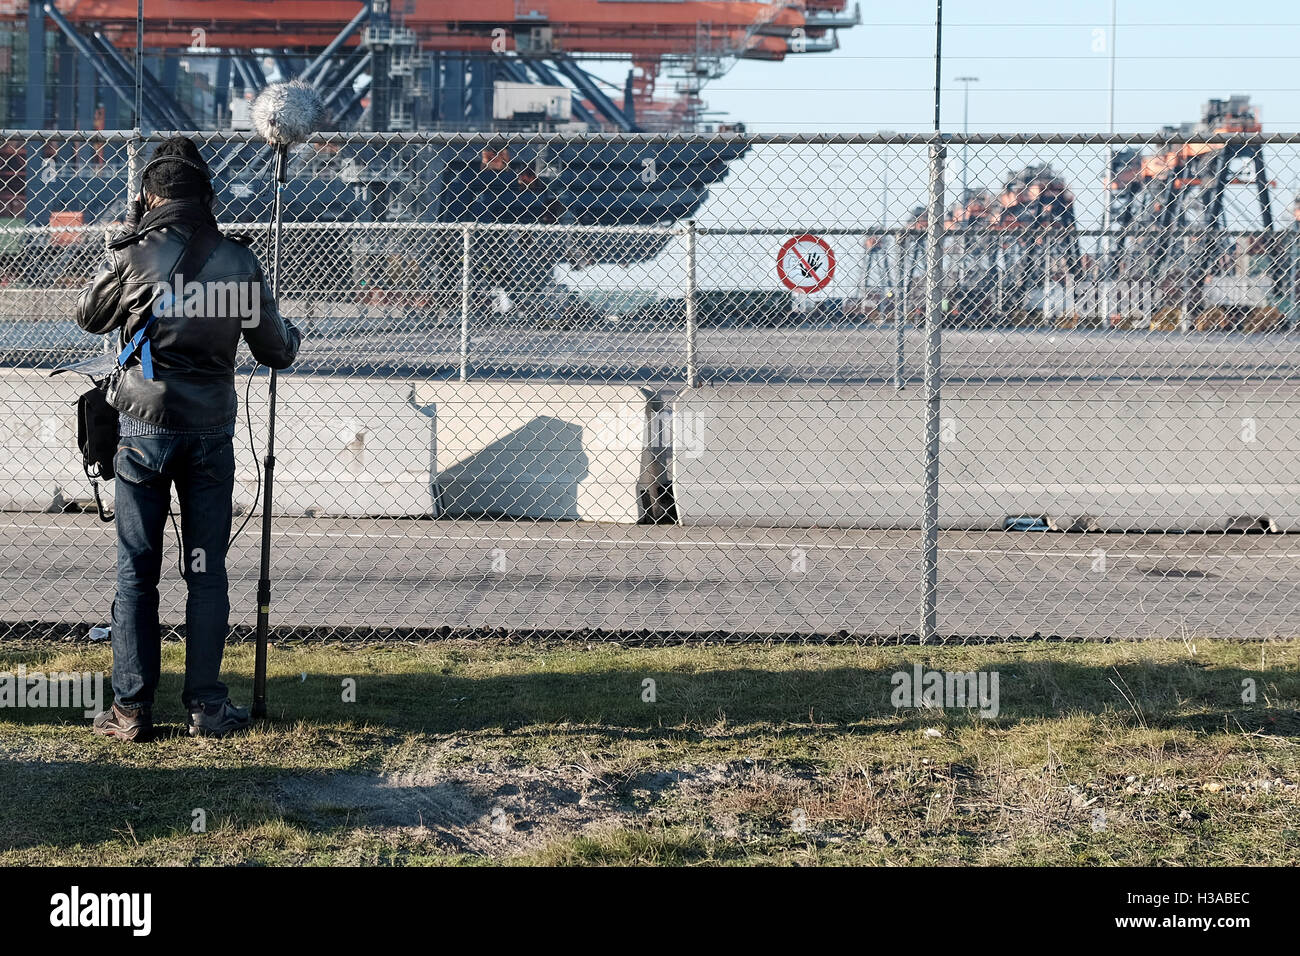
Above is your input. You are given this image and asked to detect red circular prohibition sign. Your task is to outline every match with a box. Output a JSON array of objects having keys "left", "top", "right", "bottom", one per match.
[{"left": 776, "top": 234, "right": 836, "bottom": 293}]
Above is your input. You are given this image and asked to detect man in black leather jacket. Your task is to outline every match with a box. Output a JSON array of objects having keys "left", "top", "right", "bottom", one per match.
[{"left": 76, "top": 137, "right": 301, "bottom": 741}]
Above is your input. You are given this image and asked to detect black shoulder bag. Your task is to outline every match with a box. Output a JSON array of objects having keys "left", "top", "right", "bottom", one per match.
[{"left": 74, "top": 225, "right": 224, "bottom": 521}]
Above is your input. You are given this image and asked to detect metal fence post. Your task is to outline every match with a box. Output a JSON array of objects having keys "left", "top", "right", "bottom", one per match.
[
  {"left": 1099, "top": 235, "right": 1111, "bottom": 328},
  {"left": 995, "top": 239, "right": 1005, "bottom": 316},
  {"left": 1289, "top": 229, "right": 1299, "bottom": 331},
  {"left": 685, "top": 219, "right": 699, "bottom": 387},
  {"left": 894, "top": 231, "right": 906, "bottom": 390},
  {"left": 920, "top": 142, "right": 946, "bottom": 644},
  {"left": 114, "top": 133, "right": 144, "bottom": 356},
  {"left": 1042, "top": 235, "right": 1051, "bottom": 325},
  {"left": 126, "top": 133, "right": 141, "bottom": 206},
  {"left": 459, "top": 224, "right": 471, "bottom": 382}
]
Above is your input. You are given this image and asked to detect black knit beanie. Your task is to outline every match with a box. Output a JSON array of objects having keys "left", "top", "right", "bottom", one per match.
[{"left": 142, "top": 137, "right": 212, "bottom": 201}]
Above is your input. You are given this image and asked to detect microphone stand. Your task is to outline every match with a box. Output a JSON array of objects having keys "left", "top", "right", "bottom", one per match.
[{"left": 252, "top": 143, "right": 287, "bottom": 719}]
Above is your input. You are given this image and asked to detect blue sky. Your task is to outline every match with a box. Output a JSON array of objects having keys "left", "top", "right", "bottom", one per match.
[
  {"left": 689, "top": 0, "right": 1300, "bottom": 133},
  {"left": 569, "top": 3, "right": 1300, "bottom": 295}
]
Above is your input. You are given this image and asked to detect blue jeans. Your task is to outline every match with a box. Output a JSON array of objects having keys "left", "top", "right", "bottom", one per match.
[{"left": 111, "top": 432, "right": 235, "bottom": 710}]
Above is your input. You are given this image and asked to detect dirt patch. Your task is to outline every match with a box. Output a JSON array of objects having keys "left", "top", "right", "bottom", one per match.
[
  {"left": 274, "top": 756, "right": 823, "bottom": 857},
  {"left": 276, "top": 760, "right": 632, "bottom": 856}
]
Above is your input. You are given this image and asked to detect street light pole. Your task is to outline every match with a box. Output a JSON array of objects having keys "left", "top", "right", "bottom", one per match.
[
  {"left": 953, "top": 77, "right": 977, "bottom": 308},
  {"left": 879, "top": 130, "right": 894, "bottom": 226},
  {"left": 921, "top": 0, "right": 945, "bottom": 643},
  {"left": 878, "top": 129, "right": 904, "bottom": 389},
  {"left": 954, "top": 76, "right": 978, "bottom": 201},
  {"left": 1101, "top": 0, "right": 1118, "bottom": 326},
  {"left": 1107, "top": 0, "right": 1117, "bottom": 134}
]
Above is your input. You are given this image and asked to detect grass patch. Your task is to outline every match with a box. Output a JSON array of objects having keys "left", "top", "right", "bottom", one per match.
[{"left": 0, "top": 638, "right": 1297, "bottom": 865}]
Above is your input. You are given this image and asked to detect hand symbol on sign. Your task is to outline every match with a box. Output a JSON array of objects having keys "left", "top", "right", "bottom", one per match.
[{"left": 777, "top": 235, "right": 836, "bottom": 293}]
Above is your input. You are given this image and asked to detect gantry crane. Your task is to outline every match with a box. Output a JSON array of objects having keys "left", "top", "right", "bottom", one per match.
[
  {"left": 2, "top": 1, "right": 860, "bottom": 133},
  {"left": 1106, "top": 96, "right": 1280, "bottom": 318}
]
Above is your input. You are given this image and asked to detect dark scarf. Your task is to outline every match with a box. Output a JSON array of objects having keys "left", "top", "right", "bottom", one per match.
[
  {"left": 107, "top": 197, "right": 219, "bottom": 252},
  {"left": 137, "top": 198, "right": 218, "bottom": 235}
]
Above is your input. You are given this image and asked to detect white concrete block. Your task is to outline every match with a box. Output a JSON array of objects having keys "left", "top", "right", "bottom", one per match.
[
  {"left": 0, "top": 370, "right": 434, "bottom": 518},
  {"left": 673, "top": 383, "right": 1300, "bottom": 531},
  {"left": 412, "top": 380, "right": 651, "bottom": 522},
  {"left": 0, "top": 369, "right": 90, "bottom": 512},
  {"left": 247, "top": 375, "right": 434, "bottom": 517}
]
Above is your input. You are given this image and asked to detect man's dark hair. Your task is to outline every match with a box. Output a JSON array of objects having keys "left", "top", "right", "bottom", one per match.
[{"left": 142, "top": 136, "right": 213, "bottom": 203}]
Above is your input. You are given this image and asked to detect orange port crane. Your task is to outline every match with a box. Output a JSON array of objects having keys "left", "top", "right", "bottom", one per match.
[
  {"left": 3, "top": 1, "right": 859, "bottom": 132},
  {"left": 1, "top": 1, "right": 853, "bottom": 58},
  {"left": 1107, "top": 96, "right": 1279, "bottom": 291}
]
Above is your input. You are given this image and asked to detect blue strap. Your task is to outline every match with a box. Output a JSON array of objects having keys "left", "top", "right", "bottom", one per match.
[
  {"left": 117, "top": 310, "right": 163, "bottom": 378},
  {"left": 116, "top": 226, "right": 222, "bottom": 381}
]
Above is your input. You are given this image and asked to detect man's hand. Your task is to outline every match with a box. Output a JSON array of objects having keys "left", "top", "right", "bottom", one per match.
[{"left": 123, "top": 192, "right": 144, "bottom": 231}]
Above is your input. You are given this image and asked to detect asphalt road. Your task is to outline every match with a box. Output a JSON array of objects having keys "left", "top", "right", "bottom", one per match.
[
  {"left": 8, "top": 322, "right": 1300, "bottom": 385},
  {"left": 7, "top": 320, "right": 1299, "bottom": 641},
  {"left": 3, "top": 513, "right": 1296, "bottom": 640}
]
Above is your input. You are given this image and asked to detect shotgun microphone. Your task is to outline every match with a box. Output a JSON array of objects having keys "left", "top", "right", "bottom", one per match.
[
  {"left": 251, "top": 79, "right": 325, "bottom": 151},
  {"left": 248, "top": 78, "right": 323, "bottom": 720}
]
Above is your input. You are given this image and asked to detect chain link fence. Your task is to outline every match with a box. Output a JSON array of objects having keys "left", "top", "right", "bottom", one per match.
[{"left": 3, "top": 128, "right": 1300, "bottom": 642}]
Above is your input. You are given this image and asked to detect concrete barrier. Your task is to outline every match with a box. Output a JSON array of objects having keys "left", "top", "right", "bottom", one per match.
[
  {"left": 1, "top": 372, "right": 652, "bottom": 522},
  {"left": 243, "top": 376, "right": 432, "bottom": 517},
  {"left": 672, "top": 383, "right": 1300, "bottom": 531},
  {"left": 0, "top": 288, "right": 79, "bottom": 322},
  {"left": 0, "top": 370, "right": 432, "bottom": 517},
  {"left": 412, "top": 380, "right": 652, "bottom": 522},
  {"left": 0, "top": 369, "right": 92, "bottom": 512},
  {"left": 16, "top": 369, "right": 1292, "bottom": 531}
]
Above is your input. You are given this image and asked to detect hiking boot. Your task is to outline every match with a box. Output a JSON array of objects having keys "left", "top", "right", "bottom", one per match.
[
  {"left": 187, "top": 698, "right": 251, "bottom": 738},
  {"left": 92, "top": 702, "right": 153, "bottom": 742}
]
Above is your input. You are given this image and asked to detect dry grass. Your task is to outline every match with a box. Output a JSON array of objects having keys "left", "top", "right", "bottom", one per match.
[{"left": 0, "top": 638, "right": 1297, "bottom": 865}]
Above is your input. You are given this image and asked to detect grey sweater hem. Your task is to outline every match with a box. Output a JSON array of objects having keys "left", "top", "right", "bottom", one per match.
[{"left": 118, "top": 413, "right": 236, "bottom": 438}]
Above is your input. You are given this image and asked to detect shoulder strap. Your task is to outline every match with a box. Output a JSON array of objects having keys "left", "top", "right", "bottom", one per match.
[{"left": 118, "top": 225, "right": 225, "bottom": 379}]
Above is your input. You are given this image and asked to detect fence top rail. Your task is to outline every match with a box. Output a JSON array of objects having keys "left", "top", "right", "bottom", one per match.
[
  {"left": 0, "top": 220, "right": 680, "bottom": 237},
  {"left": 0, "top": 222, "right": 1284, "bottom": 239},
  {"left": 694, "top": 226, "right": 1291, "bottom": 238},
  {"left": 8, "top": 129, "right": 1300, "bottom": 147}
]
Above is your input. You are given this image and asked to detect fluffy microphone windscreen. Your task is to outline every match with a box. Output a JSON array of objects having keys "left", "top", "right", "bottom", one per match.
[{"left": 251, "top": 79, "right": 325, "bottom": 147}]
